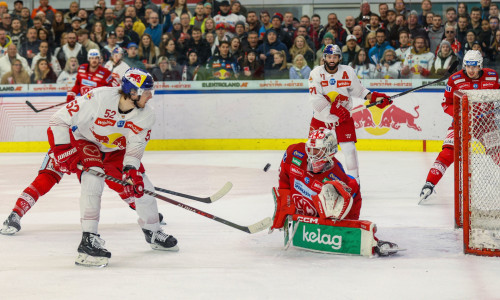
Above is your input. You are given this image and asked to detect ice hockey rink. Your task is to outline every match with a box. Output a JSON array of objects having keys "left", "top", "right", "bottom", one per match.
[{"left": 1, "top": 150, "right": 500, "bottom": 300}]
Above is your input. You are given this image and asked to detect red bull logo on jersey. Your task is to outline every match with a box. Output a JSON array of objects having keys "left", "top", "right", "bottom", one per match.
[{"left": 90, "top": 129, "right": 127, "bottom": 150}]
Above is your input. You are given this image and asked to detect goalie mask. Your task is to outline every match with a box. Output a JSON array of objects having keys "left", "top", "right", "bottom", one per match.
[{"left": 306, "top": 129, "right": 338, "bottom": 173}]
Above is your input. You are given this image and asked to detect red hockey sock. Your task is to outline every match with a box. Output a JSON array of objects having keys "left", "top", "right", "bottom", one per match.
[
  {"left": 13, "top": 172, "right": 59, "bottom": 217},
  {"left": 426, "top": 147, "right": 454, "bottom": 186}
]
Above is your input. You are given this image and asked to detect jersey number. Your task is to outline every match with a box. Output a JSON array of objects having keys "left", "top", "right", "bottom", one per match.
[
  {"left": 104, "top": 109, "right": 116, "bottom": 118},
  {"left": 309, "top": 87, "right": 317, "bottom": 94},
  {"left": 66, "top": 101, "right": 79, "bottom": 117}
]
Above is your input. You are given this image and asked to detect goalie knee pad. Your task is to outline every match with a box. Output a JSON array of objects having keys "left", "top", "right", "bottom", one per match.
[{"left": 269, "top": 187, "right": 295, "bottom": 232}]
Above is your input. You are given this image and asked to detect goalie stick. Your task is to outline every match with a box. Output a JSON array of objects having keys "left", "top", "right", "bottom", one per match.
[
  {"left": 26, "top": 100, "right": 66, "bottom": 113},
  {"left": 351, "top": 60, "right": 459, "bottom": 114},
  {"left": 154, "top": 181, "right": 233, "bottom": 203},
  {"left": 78, "top": 165, "right": 271, "bottom": 234}
]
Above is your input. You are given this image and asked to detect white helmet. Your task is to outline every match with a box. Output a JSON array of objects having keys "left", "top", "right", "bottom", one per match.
[
  {"left": 306, "top": 129, "right": 338, "bottom": 173},
  {"left": 88, "top": 49, "right": 101, "bottom": 60},
  {"left": 463, "top": 50, "right": 483, "bottom": 69}
]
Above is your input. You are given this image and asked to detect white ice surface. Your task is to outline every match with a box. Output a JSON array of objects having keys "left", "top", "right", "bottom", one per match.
[{"left": 1, "top": 150, "right": 500, "bottom": 300}]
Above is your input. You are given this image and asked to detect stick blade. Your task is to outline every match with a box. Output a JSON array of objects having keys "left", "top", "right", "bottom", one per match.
[
  {"left": 247, "top": 217, "right": 272, "bottom": 234},
  {"left": 25, "top": 100, "right": 40, "bottom": 113},
  {"left": 209, "top": 181, "right": 233, "bottom": 202}
]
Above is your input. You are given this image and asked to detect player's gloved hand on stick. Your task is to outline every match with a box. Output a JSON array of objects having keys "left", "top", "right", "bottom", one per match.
[
  {"left": 330, "top": 101, "right": 350, "bottom": 124},
  {"left": 52, "top": 144, "right": 80, "bottom": 174},
  {"left": 370, "top": 91, "right": 392, "bottom": 109},
  {"left": 123, "top": 166, "right": 144, "bottom": 198},
  {"left": 66, "top": 91, "right": 76, "bottom": 102}
]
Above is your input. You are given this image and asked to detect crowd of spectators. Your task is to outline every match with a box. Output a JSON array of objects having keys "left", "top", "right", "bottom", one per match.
[{"left": 0, "top": 0, "right": 498, "bottom": 84}]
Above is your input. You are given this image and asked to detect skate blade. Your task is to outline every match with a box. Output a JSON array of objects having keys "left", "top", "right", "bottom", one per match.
[
  {"left": 0, "top": 226, "right": 19, "bottom": 235},
  {"left": 150, "top": 244, "right": 179, "bottom": 252},
  {"left": 75, "top": 253, "right": 109, "bottom": 268},
  {"left": 418, "top": 192, "right": 431, "bottom": 205}
]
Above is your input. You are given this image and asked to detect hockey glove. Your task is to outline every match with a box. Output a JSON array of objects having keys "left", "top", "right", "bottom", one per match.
[
  {"left": 52, "top": 144, "right": 80, "bottom": 174},
  {"left": 66, "top": 91, "right": 76, "bottom": 102},
  {"left": 123, "top": 166, "right": 145, "bottom": 198},
  {"left": 330, "top": 101, "right": 350, "bottom": 124},
  {"left": 370, "top": 91, "right": 392, "bottom": 109}
]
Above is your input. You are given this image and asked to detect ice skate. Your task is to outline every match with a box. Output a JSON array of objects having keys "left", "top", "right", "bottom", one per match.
[
  {"left": 0, "top": 212, "right": 21, "bottom": 235},
  {"left": 419, "top": 182, "right": 435, "bottom": 205},
  {"left": 142, "top": 228, "right": 178, "bottom": 251},
  {"left": 75, "top": 232, "right": 111, "bottom": 268},
  {"left": 375, "top": 240, "right": 403, "bottom": 256}
]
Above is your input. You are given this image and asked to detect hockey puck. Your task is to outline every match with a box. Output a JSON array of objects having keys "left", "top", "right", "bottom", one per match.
[{"left": 264, "top": 163, "right": 271, "bottom": 172}]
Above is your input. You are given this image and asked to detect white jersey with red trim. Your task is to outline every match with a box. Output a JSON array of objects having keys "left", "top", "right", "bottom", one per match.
[
  {"left": 308, "top": 64, "right": 371, "bottom": 124},
  {"left": 49, "top": 86, "right": 154, "bottom": 169}
]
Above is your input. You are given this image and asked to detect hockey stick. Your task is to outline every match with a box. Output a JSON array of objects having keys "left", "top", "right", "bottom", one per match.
[
  {"left": 78, "top": 165, "right": 271, "bottom": 234},
  {"left": 26, "top": 100, "right": 66, "bottom": 113},
  {"left": 154, "top": 181, "right": 233, "bottom": 203},
  {"left": 351, "top": 60, "right": 459, "bottom": 114}
]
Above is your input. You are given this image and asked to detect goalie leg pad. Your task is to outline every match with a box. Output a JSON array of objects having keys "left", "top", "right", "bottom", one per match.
[{"left": 269, "top": 187, "right": 295, "bottom": 232}]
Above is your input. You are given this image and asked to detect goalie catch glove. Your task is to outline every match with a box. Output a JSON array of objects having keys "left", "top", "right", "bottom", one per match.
[
  {"left": 370, "top": 91, "right": 392, "bottom": 109},
  {"left": 312, "top": 180, "right": 353, "bottom": 220}
]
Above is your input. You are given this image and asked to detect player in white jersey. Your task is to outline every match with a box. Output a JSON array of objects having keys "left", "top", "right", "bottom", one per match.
[
  {"left": 49, "top": 68, "right": 178, "bottom": 267},
  {"left": 104, "top": 47, "right": 130, "bottom": 85},
  {"left": 309, "top": 44, "right": 392, "bottom": 182}
]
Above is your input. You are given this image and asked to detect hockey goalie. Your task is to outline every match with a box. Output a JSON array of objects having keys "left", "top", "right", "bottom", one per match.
[{"left": 269, "top": 129, "right": 401, "bottom": 257}]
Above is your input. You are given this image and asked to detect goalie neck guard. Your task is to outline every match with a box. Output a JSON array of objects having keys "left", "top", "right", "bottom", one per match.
[{"left": 306, "top": 129, "right": 338, "bottom": 173}]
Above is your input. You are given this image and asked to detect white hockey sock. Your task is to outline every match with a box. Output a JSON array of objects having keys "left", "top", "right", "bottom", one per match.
[
  {"left": 339, "top": 142, "right": 359, "bottom": 182},
  {"left": 80, "top": 167, "right": 105, "bottom": 234},
  {"left": 135, "top": 174, "right": 161, "bottom": 232}
]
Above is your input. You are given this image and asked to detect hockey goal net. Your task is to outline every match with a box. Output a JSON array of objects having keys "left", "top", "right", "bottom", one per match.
[{"left": 454, "top": 89, "right": 500, "bottom": 256}]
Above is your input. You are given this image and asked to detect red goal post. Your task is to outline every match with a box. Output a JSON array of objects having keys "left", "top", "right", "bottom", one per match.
[{"left": 454, "top": 89, "right": 500, "bottom": 256}]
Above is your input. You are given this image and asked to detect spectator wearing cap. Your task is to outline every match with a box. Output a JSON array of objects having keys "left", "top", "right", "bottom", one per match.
[
  {"left": 12, "top": 1, "right": 24, "bottom": 19},
  {"left": 203, "top": 2, "right": 212, "bottom": 18},
  {"left": 368, "top": 28, "right": 394, "bottom": 64},
  {"left": 31, "top": 0, "right": 57, "bottom": 23},
  {"left": 104, "top": 47, "right": 130, "bottom": 81},
  {"left": 342, "top": 34, "right": 361, "bottom": 65},
  {"left": 144, "top": 11, "right": 169, "bottom": 47},
  {"left": 231, "top": 1, "right": 246, "bottom": 23},
  {"left": 103, "top": 8, "right": 118, "bottom": 33},
  {"left": 246, "top": 11, "right": 261, "bottom": 33},
  {"left": 407, "top": 10, "right": 427, "bottom": 42},
  {"left": 401, "top": 35, "right": 434, "bottom": 79},
  {"left": 64, "top": 2, "right": 79, "bottom": 24},
  {"left": 215, "top": 22, "right": 234, "bottom": 45},
  {"left": 318, "top": 13, "right": 347, "bottom": 45},
  {"left": 213, "top": 0, "right": 239, "bottom": 33},
  {"left": 123, "top": 42, "right": 146, "bottom": 69},
  {"left": 258, "top": 11, "right": 272, "bottom": 39},
  {"left": 430, "top": 39, "right": 458, "bottom": 78},
  {"left": 101, "top": 31, "right": 119, "bottom": 62},
  {"left": 185, "top": 27, "right": 210, "bottom": 64},
  {"left": 256, "top": 28, "right": 290, "bottom": 69},
  {"left": 355, "top": 1, "right": 372, "bottom": 24},
  {"left": 70, "top": 16, "right": 82, "bottom": 33},
  {"left": 55, "top": 31, "right": 87, "bottom": 67},
  {"left": 271, "top": 14, "right": 292, "bottom": 48},
  {"left": 0, "top": 44, "right": 31, "bottom": 79},
  {"left": 88, "top": 4, "right": 105, "bottom": 29},
  {"left": 190, "top": 2, "right": 207, "bottom": 33},
  {"left": 20, "top": 28, "right": 41, "bottom": 65},
  {"left": 77, "top": 29, "right": 99, "bottom": 53},
  {"left": 151, "top": 56, "right": 181, "bottom": 81}
]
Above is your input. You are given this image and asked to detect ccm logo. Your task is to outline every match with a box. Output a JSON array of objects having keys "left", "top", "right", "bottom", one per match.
[{"left": 297, "top": 216, "right": 319, "bottom": 224}]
